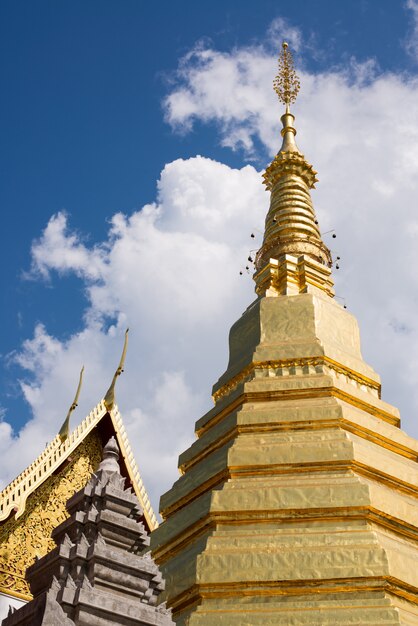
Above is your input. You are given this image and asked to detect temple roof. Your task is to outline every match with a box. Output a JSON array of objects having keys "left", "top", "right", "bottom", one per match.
[
  {"left": 0, "top": 399, "right": 157, "bottom": 603},
  {"left": 0, "top": 400, "right": 157, "bottom": 530},
  {"left": 2, "top": 436, "right": 173, "bottom": 626}
]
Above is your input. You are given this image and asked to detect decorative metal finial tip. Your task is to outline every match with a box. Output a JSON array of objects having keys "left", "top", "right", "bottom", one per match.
[
  {"left": 58, "top": 365, "right": 85, "bottom": 442},
  {"left": 273, "top": 41, "right": 300, "bottom": 110},
  {"left": 103, "top": 329, "right": 130, "bottom": 411}
]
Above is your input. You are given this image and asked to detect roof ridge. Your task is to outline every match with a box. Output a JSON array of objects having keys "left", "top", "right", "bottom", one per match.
[
  {"left": 0, "top": 400, "right": 107, "bottom": 522},
  {"left": 110, "top": 404, "right": 158, "bottom": 529},
  {"left": 0, "top": 400, "right": 157, "bottom": 530}
]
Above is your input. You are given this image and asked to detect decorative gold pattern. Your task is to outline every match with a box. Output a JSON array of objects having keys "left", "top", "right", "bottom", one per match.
[
  {"left": 257, "top": 146, "right": 332, "bottom": 277},
  {"left": 273, "top": 42, "right": 300, "bottom": 109},
  {"left": 200, "top": 386, "right": 399, "bottom": 444},
  {"left": 212, "top": 356, "right": 381, "bottom": 403},
  {"left": 253, "top": 254, "right": 334, "bottom": 297},
  {"left": 0, "top": 401, "right": 106, "bottom": 523},
  {"left": 255, "top": 42, "right": 333, "bottom": 296},
  {"left": 163, "top": 454, "right": 418, "bottom": 523},
  {"left": 0, "top": 431, "right": 102, "bottom": 600},
  {"left": 155, "top": 503, "right": 418, "bottom": 568},
  {"left": 262, "top": 151, "right": 317, "bottom": 191},
  {"left": 182, "top": 418, "right": 417, "bottom": 479},
  {"left": 0, "top": 399, "right": 157, "bottom": 531},
  {"left": 168, "top": 576, "right": 418, "bottom": 613}
]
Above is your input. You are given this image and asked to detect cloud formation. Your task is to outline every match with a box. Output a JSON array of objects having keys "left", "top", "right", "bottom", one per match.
[
  {"left": 4, "top": 24, "right": 418, "bottom": 516},
  {"left": 405, "top": 0, "right": 418, "bottom": 61},
  {"left": 3, "top": 157, "right": 266, "bottom": 506},
  {"left": 163, "top": 34, "right": 418, "bottom": 428},
  {"left": 29, "top": 213, "right": 106, "bottom": 281}
]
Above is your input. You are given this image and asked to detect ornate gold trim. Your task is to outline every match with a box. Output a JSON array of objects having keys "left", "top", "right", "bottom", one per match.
[
  {"left": 0, "top": 586, "right": 31, "bottom": 602},
  {"left": 0, "top": 403, "right": 158, "bottom": 601},
  {"left": 0, "top": 400, "right": 157, "bottom": 531},
  {"left": 164, "top": 454, "right": 418, "bottom": 522},
  {"left": 168, "top": 575, "right": 418, "bottom": 615},
  {"left": 183, "top": 412, "right": 415, "bottom": 476},
  {"left": 273, "top": 42, "right": 300, "bottom": 109},
  {"left": 0, "top": 401, "right": 107, "bottom": 522},
  {"left": 202, "top": 385, "right": 397, "bottom": 440},
  {"left": 0, "top": 431, "right": 102, "bottom": 600},
  {"left": 212, "top": 356, "right": 381, "bottom": 404},
  {"left": 263, "top": 151, "right": 318, "bottom": 190},
  {"left": 160, "top": 469, "right": 229, "bottom": 520},
  {"left": 155, "top": 505, "right": 418, "bottom": 566}
]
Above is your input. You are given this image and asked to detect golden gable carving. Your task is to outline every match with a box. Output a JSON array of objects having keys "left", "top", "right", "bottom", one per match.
[{"left": 0, "top": 430, "right": 102, "bottom": 600}]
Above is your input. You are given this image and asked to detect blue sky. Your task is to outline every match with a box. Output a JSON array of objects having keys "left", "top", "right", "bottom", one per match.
[{"left": 2, "top": 0, "right": 418, "bottom": 510}]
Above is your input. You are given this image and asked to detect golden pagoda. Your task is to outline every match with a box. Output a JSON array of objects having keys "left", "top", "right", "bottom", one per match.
[
  {"left": 0, "top": 331, "right": 157, "bottom": 617},
  {"left": 151, "top": 44, "right": 418, "bottom": 624}
]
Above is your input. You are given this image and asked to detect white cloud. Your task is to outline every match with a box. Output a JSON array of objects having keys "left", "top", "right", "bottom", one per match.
[
  {"left": 1, "top": 157, "right": 266, "bottom": 510},
  {"left": 267, "top": 18, "right": 303, "bottom": 53},
  {"left": 164, "top": 37, "right": 387, "bottom": 159},
  {"left": 164, "top": 44, "right": 275, "bottom": 155},
  {"left": 29, "top": 212, "right": 106, "bottom": 281},
  {"left": 4, "top": 25, "right": 418, "bottom": 518},
  {"left": 405, "top": 0, "right": 418, "bottom": 61}
]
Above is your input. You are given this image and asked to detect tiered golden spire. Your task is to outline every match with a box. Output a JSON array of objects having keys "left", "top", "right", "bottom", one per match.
[{"left": 254, "top": 42, "right": 333, "bottom": 297}]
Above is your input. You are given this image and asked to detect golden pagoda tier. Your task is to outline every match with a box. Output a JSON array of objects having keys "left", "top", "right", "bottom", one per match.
[{"left": 150, "top": 44, "right": 418, "bottom": 625}]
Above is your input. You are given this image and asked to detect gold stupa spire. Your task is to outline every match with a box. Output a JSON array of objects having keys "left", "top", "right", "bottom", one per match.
[
  {"left": 254, "top": 42, "right": 333, "bottom": 297},
  {"left": 104, "top": 329, "right": 129, "bottom": 411},
  {"left": 58, "top": 366, "right": 84, "bottom": 442}
]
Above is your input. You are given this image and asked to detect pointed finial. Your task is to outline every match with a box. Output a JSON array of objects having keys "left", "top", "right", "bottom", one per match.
[
  {"left": 58, "top": 366, "right": 84, "bottom": 442},
  {"left": 98, "top": 436, "right": 120, "bottom": 473},
  {"left": 104, "top": 329, "right": 129, "bottom": 411},
  {"left": 273, "top": 41, "right": 300, "bottom": 113}
]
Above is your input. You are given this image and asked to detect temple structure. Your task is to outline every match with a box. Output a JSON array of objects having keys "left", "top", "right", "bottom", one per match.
[
  {"left": 2, "top": 436, "right": 173, "bottom": 625},
  {"left": 151, "top": 44, "right": 418, "bottom": 624},
  {"left": 2, "top": 42, "right": 418, "bottom": 626},
  {"left": 0, "top": 332, "right": 157, "bottom": 619}
]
